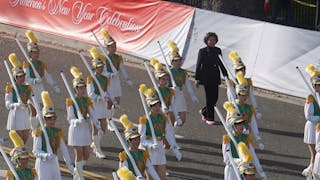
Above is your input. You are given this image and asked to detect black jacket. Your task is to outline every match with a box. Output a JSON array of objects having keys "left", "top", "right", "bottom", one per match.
[{"left": 195, "top": 46, "right": 228, "bottom": 85}]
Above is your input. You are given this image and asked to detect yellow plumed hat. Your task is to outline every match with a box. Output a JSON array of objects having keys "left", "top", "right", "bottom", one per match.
[
  {"left": 25, "top": 30, "right": 39, "bottom": 52},
  {"left": 168, "top": 40, "right": 182, "bottom": 61},
  {"left": 100, "top": 28, "right": 115, "bottom": 46},
  {"left": 139, "top": 84, "right": 159, "bottom": 106},
  {"left": 9, "top": 130, "right": 30, "bottom": 161},
  {"left": 41, "top": 91, "right": 56, "bottom": 118},
  {"left": 8, "top": 53, "right": 25, "bottom": 77},
  {"left": 237, "top": 142, "right": 255, "bottom": 175},
  {"left": 150, "top": 58, "right": 168, "bottom": 79},
  {"left": 306, "top": 64, "right": 320, "bottom": 85},
  {"left": 119, "top": 114, "right": 140, "bottom": 140},
  {"left": 117, "top": 166, "right": 136, "bottom": 180},
  {"left": 70, "top": 66, "right": 85, "bottom": 88},
  {"left": 229, "top": 51, "right": 245, "bottom": 70},
  {"left": 235, "top": 71, "right": 249, "bottom": 96},
  {"left": 223, "top": 101, "right": 244, "bottom": 125},
  {"left": 89, "top": 47, "right": 104, "bottom": 68}
]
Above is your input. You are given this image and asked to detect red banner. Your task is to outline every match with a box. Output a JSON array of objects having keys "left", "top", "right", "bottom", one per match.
[{"left": 0, "top": 0, "right": 194, "bottom": 53}]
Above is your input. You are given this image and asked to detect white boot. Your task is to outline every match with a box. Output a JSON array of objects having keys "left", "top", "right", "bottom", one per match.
[
  {"left": 74, "top": 161, "right": 84, "bottom": 180},
  {"left": 302, "top": 164, "right": 312, "bottom": 177},
  {"left": 92, "top": 135, "right": 106, "bottom": 159},
  {"left": 106, "top": 109, "right": 115, "bottom": 132}
]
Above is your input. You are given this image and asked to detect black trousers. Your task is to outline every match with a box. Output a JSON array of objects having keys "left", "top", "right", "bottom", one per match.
[{"left": 202, "top": 83, "right": 219, "bottom": 120}]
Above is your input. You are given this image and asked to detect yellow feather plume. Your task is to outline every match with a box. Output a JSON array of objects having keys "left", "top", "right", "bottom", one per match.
[
  {"left": 8, "top": 53, "right": 21, "bottom": 68},
  {"left": 168, "top": 40, "right": 179, "bottom": 52},
  {"left": 9, "top": 130, "right": 24, "bottom": 148},
  {"left": 139, "top": 84, "right": 147, "bottom": 93},
  {"left": 89, "top": 47, "right": 100, "bottom": 59},
  {"left": 154, "top": 62, "right": 163, "bottom": 71},
  {"left": 41, "top": 91, "right": 53, "bottom": 109},
  {"left": 306, "top": 64, "right": 315, "bottom": 75},
  {"left": 70, "top": 66, "right": 83, "bottom": 79},
  {"left": 150, "top": 58, "right": 159, "bottom": 67},
  {"left": 117, "top": 166, "right": 136, "bottom": 180},
  {"left": 25, "top": 30, "right": 37, "bottom": 43},
  {"left": 100, "top": 28, "right": 110, "bottom": 39},
  {"left": 223, "top": 101, "right": 237, "bottom": 115},
  {"left": 238, "top": 142, "right": 253, "bottom": 162},
  {"left": 143, "top": 88, "right": 154, "bottom": 98},
  {"left": 229, "top": 51, "right": 240, "bottom": 62},
  {"left": 236, "top": 71, "right": 247, "bottom": 86},
  {"left": 119, "top": 114, "right": 134, "bottom": 131}
]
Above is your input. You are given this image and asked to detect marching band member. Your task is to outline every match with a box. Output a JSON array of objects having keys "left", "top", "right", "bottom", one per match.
[
  {"left": 222, "top": 102, "right": 253, "bottom": 180},
  {"left": 5, "top": 130, "right": 37, "bottom": 180},
  {"left": 100, "top": 29, "right": 133, "bottom": 119},
  {"left": 118, "top": 114, "right": 160, "bottom": 180},
  {"left": 233, "top": 71, "right": 264, "bottom": 150},
  {"left": 313, "top": 123, "right": 320, "bottom": 179},
  {"left": 32, "top": 91, "right": 74, "bottom": 179},
  {"left": 167, "top": 41, "right": 199, "bottom": 126},
  {"left": 237, "top": 142, "right": 256, "bottom": 180},
  {"left": 302, "top": 64, "right": 320, "bottom": 178},
  {"left": 5, "top": 53, "right": 33, "bottom": 144},
  {"left": 138, "top": 85, "right": 182, "bottom": 180},
  {"left": 66, "top": 66, "right": 104, "bottom": 180},
  {"left": 87, "top": 47, "right": 110, "bottom": 158},
  {"left": 23, "top": 30, "right": 60, "bottom": 134},
  {"left": 228, "top": 51, "right": 262, "bottom": 120},
  {"left": 149, "top": 60, "right": 182, "bottom": 127}
]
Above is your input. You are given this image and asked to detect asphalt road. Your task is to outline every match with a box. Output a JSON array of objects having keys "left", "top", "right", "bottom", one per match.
[{"left": 0, "top": 25, "right": 307, "bottom": 180}]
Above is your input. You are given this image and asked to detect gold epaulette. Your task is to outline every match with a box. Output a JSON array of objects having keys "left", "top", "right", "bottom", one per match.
[
  {"left": 250, "top": 104, "right": 256, "bottom": 115},
  {"left": 170, "top": 88, "right": 175, "bottom": 96},
  {"left": 4, "top": 170, "right": 13, "bottom": 178},
  {"left": 247, "top": 78, "right": 253, "bottom": 86},
  {"left": 87, "top": 76, "right": 93, "bottom": 84},
  {"left": 87, "top": 98, "right": 93, "bottom": 108},
  {"left": 31, "top": 168, "right": 37, "bottom": 176},
  {"left": 223, "top": 135, "right": 230, "bottom": 144},
  {"left": 139, "top": 115, "right": 147, "bottom": 124},
  {"left": 66, "top": 98, "right": 73, "bottom": 106},
  {"left": 58, "top": 128, "right": 64, "bottom": 139},
  {"left": 317, "top": 123, "right": 320, "bottom": 132},
  {"left": 34, "top": 128, "right": 42, "bottom": 137},
  {"left": 43, "top": 61, "right": 48, "bottom": 71},
  {"left": 118, "top": 54, "right": 124, "bottom": 63},
  {"left": 142, "top": 149, "right": 150, "bottom": 159},
  {"left": 306, "top": 94, "right": 314, "bottom": 104},
  {"left": 100, "top": 54, "right": 107, "bottom": 62},
  {"left": 247, "top": 135, "right": 253, "bottom": 144},
  {"left": 118, "top": 151, "right": 127, "bottom": 161},
  {"left": 5, "top": 85, "right": 13, "bottom": 93},
  {"left": 162, "top": 114, "right": 168, "bottom": 122},
  {"left": 28, "top": 85, "right": 33, "bottom": 91},
  {"left": 23, "top": 61, "right": 29, "bottom": 68}
]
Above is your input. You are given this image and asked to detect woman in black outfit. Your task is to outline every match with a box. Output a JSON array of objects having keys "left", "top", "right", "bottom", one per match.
[{"left": 195, "top": 32, "right": 228, "bottom": 125}]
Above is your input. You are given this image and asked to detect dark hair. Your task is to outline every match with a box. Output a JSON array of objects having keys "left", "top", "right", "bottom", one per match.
[{"left": 204, "top": 32, "right": 218, "bottom": 45}]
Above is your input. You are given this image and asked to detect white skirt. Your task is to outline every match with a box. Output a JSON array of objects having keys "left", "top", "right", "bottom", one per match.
[
  {"left": 147, "top": 140, "right": 166, "bottom": 165},
  {"left": 68, "top": 120, "right": 91, "bottom": 146},
  {"left": 7, "top": 107, "right": 30, "bottom": 130},
  {"left": 314, "top": 152, "right": 320, "bottom": 177},
  {"left": 35, "top": 156, "right": 61, "bottom": 180},
  {"left": 224, "top": 164, "right": 238, "bottom": 180},
  {"left": 304, "top": 121, "right": 317, "bottom": 144},
  {"left": 93, "top": 101, "right": 107, "bottom": 119},
  {"left": 32, "top": 83, "right": 45, "bottom": 104},
  {"left": 108, "top": 75, "right": 122, "bottom": 98},
  {"left": 174, "top": 89, "right": 187, "bottom": 112}
]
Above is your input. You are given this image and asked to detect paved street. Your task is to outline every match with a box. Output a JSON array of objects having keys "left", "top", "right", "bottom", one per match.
[{"left": 0, "top": 25, "right": 307, "bottom": 180}]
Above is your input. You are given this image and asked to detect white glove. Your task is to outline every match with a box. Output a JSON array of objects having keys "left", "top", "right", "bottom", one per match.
[
  {"left": 0, "top": 138, "right": 4, "bottom": 145},
  {"left": 34, "top": 78, "right": 42, "bottom": 84},
  {"left": 151, "top": 143, "right": 160, "bottom": 150},
  {"left": 258, "top": 141, "right": 265, "bottom": 150},
  {"left": 162, "top": 106, "right": 168, "bottom": 114},
  {"left": 172, "top": 147, "right": 182, "bottom": 161},
  {"left": 110, "top": 72, "right": 118, "bottom": 78},
  {"left": 45, "top": 153, "right": 56, "bottom": 160},
  {"left": 126, "top": 79, "right": 133, "bottom": 86},
  {"left": 96, "top": 96, "right": 103, "bottom": 102},
  {"left": 191, "top": 95, "right": 199, "bottom": 104},
  {"left": 10, "top": 102, "right": 23, "bottom": 109},
  {"left": 73, "top": 119, "right": 84, "bottom": 126},
  {"left": 256, "top": 111, "right": 262, "bottom": 120},
  {"left": 54, "top": 86, "right": 61, "bottom": 94},
  {"left": 66, "top": 162, "right": 75, "bottom": 174}
]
